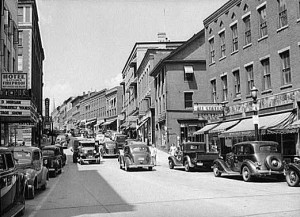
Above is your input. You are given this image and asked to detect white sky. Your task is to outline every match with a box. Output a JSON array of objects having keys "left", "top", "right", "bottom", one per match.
[{"left": 36, "top": 0, "right": 227, "bottom": 109}]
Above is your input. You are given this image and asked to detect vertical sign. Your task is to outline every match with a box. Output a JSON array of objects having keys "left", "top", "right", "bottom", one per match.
[{"left": 45, "top": 98, "right": 49, "bottom": 123}]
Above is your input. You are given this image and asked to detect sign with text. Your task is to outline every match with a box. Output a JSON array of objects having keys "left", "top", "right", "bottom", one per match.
[
  {"left": 194, "top": 103, "right": 224, "bottom": 114},
  {"left": 1, "top": 73, "right": 27, "bottom": 89},
  {"left": 45, "top": 98, "right": 50, "bottom": 122},
  {"left": 0, "top": 89, "right": 31, "bottom": 97},
  {"left": 0, "top": 99, "right": 32, "bottom": 117}
]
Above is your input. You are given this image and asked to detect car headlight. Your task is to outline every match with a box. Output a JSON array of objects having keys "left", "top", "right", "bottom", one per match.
[{"left": 44, "top": 159, "right": 48, "bottom": 165}]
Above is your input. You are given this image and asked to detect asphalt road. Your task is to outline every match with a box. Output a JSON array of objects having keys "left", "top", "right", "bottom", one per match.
[{"left": 23, "top": 147, "right": 300, "bottom": 217}]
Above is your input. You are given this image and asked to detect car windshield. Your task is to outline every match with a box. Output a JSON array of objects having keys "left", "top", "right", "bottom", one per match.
[
  {"left": 81, "top": 143, "right": 95, "bottom": 147},
  {"left": 14, "top": 151, "right": 31, "bottom": 163},
  {"left": 42, "top": 149, "right": 55, "bottom": 156},
  {"left": 131, "top": 146, "right": 149, "bottom": 153},
  {"left": 259, "top": 145, "right": 279, "bottom": 153}
]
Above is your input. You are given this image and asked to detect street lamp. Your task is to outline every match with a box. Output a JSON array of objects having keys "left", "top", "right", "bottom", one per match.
[{"left": 251, "top": 86, "right": 259, "bottom": 141}]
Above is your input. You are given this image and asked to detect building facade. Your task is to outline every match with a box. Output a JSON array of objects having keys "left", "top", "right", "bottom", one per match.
[
  {"left": 150, "top": 30, "right": 209, "bottom": 151},
  {"left": 200, "top": 0, "right": 300, "bottom": 157}
]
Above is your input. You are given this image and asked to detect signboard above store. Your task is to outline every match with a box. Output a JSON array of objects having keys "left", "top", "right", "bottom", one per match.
[
  {"left": 1, "top": 73, "right": 27, "bottom": 89},
  {"left": 194, "top": 103, "right": 224, "bottom": 114}
]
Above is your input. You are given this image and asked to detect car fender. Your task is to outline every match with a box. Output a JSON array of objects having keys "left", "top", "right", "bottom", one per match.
[
  {"left": 241, "top": 160, "right": 256, "bottom": 174},
  {"left": 168, "top": 155, "right": 181, "bottom": 166},
  {"left": 183, "top": 155, "right": 194, "bottom": 167},
  {"left": 42, "top": 167, "right": 49, "bottom": 182},
  {"left": 213, "top": 158, "right": 232, "bottom": 173},
  {"left": 286, "top": 163, "right": 300, "bottom": 175}
]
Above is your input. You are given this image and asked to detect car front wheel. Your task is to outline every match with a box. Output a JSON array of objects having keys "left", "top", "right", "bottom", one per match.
[
  {"left": 184, "top": 161, "right": 191, "bottom": 172},
  {"left": 168, "top": 159, "right": 174, "bottom": 169},
  {"left": 286, "top": 168, "right": 300, "bottom": 187},
  {"left": 213, "top": 163, "right": 221, "bottom": 177},
  {"left": 242, "top": 166, "right": 252, "bottom": 182}
]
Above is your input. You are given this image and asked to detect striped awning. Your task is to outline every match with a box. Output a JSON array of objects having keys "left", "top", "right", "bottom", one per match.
[{"left": 194, "top": 123, "right": 219, "bottom": 135}]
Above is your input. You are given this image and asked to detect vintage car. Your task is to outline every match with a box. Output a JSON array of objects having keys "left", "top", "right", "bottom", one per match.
[
  {"left": 54, "top": 144, "right": 67, "bottom": 166},
  {"left": 168, "top": 142, "right": 219, "bottom": 172},
  {"left": 10, "top": 146, "right": 49, "bottom": 199},
  {"left": 95, "top": 133, "right": 105, "bottom": 145},
  {"left": 114, "top": 134, "right": 127, "bottom": 149},
  {"left": 285, "top": 156, "right": 300, "bottom": 187},
  {"left": 42, "top": 145, "right": 63, "bottom": 177},
  {"left": 0, "top": 147, "right": 26, "bottom": 217},
  {"left": 102, "top": 140, "right": 119, "bottom": 157},
  {"left": 213, "top": 141, "right": 285, "bottom": 182},
  {"left": 77, "top": 139, "right": 101, "bottom": 164},
  {"left": 71, "top": 137, "right": 84, "bottom": 163},
  {"left": 119, "top": 142, "right": 154, "bottom": 171}
]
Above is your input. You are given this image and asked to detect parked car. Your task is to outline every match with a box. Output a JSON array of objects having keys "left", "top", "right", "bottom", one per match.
[
  {"left": 102, "top": 140, "right": 119, "bottom": 157},
  {"left": 213, "top": 141, "right": 284, "bottom": 182},
  {"left": 114, "top": 134, "right": 127, "bottom": 149},
  {"left": 119, "top": 142, "right": 154, "bottom": 171},
  {"left": 71, "top": 137, "right": 86, "bottom": 163},
  {"left": 0, "top": 147, "right": 26, "bottom": 217},
  {"left": 168, "top": 142, "right": 219, "bottom": 172},
  {"left": 54, "top": 144, "right": 67, "bottom": 166},
  {"left": 77, "top": 139, "right": 101, "bottom": 164},
  {"left": 10, "top": 146, "right": 49, "bottom": 199},
  {"left": 124, "top": 138, "right": 139, "bottom": 146},
  {"left": 42, "top": 145, "right": 63, "bottom": 177},
  {"left": 285, "top": 156, "right": 300, "bottom": 187}
]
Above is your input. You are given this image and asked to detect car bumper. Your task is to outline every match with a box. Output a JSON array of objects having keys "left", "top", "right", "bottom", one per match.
[
  {"left": 128, "top": 164, "right": 154, "bottom": 169},
  {"left": 254, "top": 170, "right": 284, "bottom": 176}
]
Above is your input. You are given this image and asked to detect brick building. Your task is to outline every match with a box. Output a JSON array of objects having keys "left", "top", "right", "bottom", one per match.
[{"left": 198, "top": 0, "right": 300, "bottom": 156}]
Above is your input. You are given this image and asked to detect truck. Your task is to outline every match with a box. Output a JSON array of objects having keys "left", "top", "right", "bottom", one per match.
[{"left": 168, "top": 142, "right": 219, "bottom": 172}]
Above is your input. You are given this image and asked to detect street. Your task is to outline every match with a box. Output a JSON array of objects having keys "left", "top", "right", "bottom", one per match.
[{"left": 22, "top": 148, "right": 300, "bottom": 217}]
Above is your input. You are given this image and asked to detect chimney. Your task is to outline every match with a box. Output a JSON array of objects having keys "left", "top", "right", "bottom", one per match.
[{"left": 157, "top": 32, "right": 168, "bottom": 42}]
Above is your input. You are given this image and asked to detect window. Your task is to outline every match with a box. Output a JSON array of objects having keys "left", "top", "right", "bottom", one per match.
[
  {"left": 184, "top": 92, "right": 193, "bottom": 108},
  {"left": 278, "top": 0, "right": 288, "bottom": 28},
  {"left": 25, "top": 6, "right": 31, "bottom": 23},
  {"left": 243, "top": 16, "right": 251, "bottom": 45},
  {"left": 280, "top": 50, "right": 291, "bottom": 85},
  {"left": 219, "top": 31, "right": 226, "bottom": 58},
  {"left": 298, "top": 0, "right": 300, "bottom": 19},
  {"left": 18, "top": 31, "right": 23, "bottom": 46},
  {"left": 231, "top": 24, "right": 238, "bottom": 52},
  {"left": 18, "top": 48, "right": 23, "bottom": 71},
  {"left": 258, "top": 6, "right": 267, "bottom": 38},
  {"left": 246, "top": 65, "right": 254, "bottom": 95},
  {"left": 211, "top": 79, "right": 217, "bottom": 103},
  {"left": 5, "top": 153, "right": 14, "bottom": 169},
  {"left": 209, "top": 38, "right": 215, "bottom": 63},
  {"left": 221, "top": 75, "right": 228, "bottom": 101},
  {"left": 233, "top": 70, "right": 241, "bottom": 98},
  {"left": 261, "top": 58, "right": 271, "bottom": 90},
  {"left": 18, "top": 7, "right": 23, "bottom": 23},
  {"left": 184, "top": 66, "right": 194, "bottom": 82}
]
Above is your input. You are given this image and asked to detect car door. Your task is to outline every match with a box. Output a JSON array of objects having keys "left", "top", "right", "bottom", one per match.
[
  {"left": 33, "top": 150, "right": 42, "bottom": 184},
  {"left": 1, "top": 152, "right": 17, "bottom": 212},
  {"left": 234, "top": 145, "right": 244, "bottom": 171}
]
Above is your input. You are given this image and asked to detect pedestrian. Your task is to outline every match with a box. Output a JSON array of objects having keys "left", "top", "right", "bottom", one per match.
[
  {"left": 169, "top": 143, "right": 177, "bottom": 156},
  {"left": 150, "top": 144, "right": 157, "bottom": 166}
]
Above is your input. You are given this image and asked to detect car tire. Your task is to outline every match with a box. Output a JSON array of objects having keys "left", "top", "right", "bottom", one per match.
[
  {"left": 184, "top": 161, "right": 191, "bottom": 172},
  {"left": 41, "top": 181, "right": 47, "bottom": 190},
  {"left": 213, "top": 163, "right": 221, "bottom": 177},
  {"left": 27, "top": 185, "right": 35, "bottom": 199},
  {"left": 242, "top": 166, "right": 252, "bottom": 182},
  {"left": 169, "top": 159, "right": 174, "bottom": 169},
  {"left": 286, "top": 168, "right": 300, "bottom": 187}
]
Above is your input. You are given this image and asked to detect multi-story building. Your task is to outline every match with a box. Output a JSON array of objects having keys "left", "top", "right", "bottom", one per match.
[
  {"left": 199, "top": 0, "right": 300, "bottom": 157},
  {"left": 136, "top": 49, "right": 174, "bottom": 145},
  {"left": 103, "top": 86, "right": 123, "bottom": 132},
  {"left": 150, "top": 30, "right": 209, "bottom": 150},
  {"left": 120, "top": 35, "right": 183, "bottom": 138}
]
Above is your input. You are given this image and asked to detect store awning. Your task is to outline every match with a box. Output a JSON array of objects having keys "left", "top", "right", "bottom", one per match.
[
  {"left": 266, "top": 112, "right": 297, "bottom": 134},
  {"left": 102, "top": 119, "right": 116, "bottom": 126},
  {"left": 194, "top": 123, "right": 219, "bottom": 135},
  {"left": 85, "top": 119, "right": 97, "bottom": 126},
  {"left": 221, "top": 112, "right": 294, "bottom": 137},
  {"left": 209, "top": 120, "right": 240, "bottom": 134}
]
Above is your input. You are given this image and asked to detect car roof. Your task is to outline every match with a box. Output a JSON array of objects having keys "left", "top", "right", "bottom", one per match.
[
  {"left": 234, "top": 141, "right": 279, "bottom": 146},
  {"left": 10, "top": 146, "right": 40, "bottom": 152}
]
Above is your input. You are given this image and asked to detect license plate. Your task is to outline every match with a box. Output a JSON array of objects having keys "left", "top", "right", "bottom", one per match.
[{"left": 138, "top": 157, "right": 144, "bottom": 161}]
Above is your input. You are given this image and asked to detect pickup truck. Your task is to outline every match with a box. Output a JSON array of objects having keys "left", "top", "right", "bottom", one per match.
[{"left": 168, "top": 142, "right": 219, "bottom": 172}]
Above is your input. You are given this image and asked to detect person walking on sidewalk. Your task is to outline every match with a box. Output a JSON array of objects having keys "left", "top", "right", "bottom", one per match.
[
  {"left": 150, "top": 144, "right": 157, "bottom": 166},
  {"left": 169, "top": 143, "right": 177, "bottom": 156}
]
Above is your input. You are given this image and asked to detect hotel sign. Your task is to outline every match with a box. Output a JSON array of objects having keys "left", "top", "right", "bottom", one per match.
[{"left": 1, "top": 73, "right": 27, "bottom": 89}]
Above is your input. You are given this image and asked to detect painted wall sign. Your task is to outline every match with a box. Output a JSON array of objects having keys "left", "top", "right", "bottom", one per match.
[{"left": 1, "top": 73, "right": 27, "bottom": 89}]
